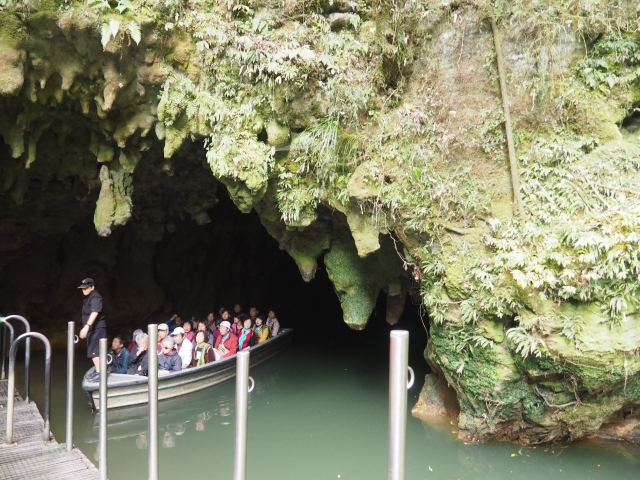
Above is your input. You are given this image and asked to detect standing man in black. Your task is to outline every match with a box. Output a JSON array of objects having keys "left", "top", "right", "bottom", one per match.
[{"left": 78, "top": 278, "right": 107, "bottom": 381}]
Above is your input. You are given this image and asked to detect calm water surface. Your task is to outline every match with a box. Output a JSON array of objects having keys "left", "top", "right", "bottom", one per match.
[{"left": 16, "top": 337, "right": 640, "bottom": 480}]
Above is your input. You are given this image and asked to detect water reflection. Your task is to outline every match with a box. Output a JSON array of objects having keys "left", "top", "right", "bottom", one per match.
[
  {"left": 83, "top": 377, "right": 267, "bottom": 449},
  {"left": 162, "top": 431, "right": 176, "bottom": 449},
  {"left": 19, "top": 346, "right": 640, "bottom": 480},
  {"left": 136, "top": 432, "right": 148, "bottom": 450},
  {"left": 416, "top": 419, "right": 640, "bottom": 480}
]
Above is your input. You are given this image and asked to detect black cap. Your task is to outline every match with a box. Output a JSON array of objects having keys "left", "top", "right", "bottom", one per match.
[{"left": 78, "top": 278, "right": 95, "bottom": 289}]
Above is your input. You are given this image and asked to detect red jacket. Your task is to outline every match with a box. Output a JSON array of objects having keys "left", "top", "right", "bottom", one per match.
[
  {"left": 237, "top": 328, "right": 253, "bottom": 351},
  {"left": 214, "top": 332, "right": 238, "bottom": 358}
]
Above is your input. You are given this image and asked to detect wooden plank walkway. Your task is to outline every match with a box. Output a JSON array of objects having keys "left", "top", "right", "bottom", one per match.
[{"left": 0, "top": 380, "right": 100, "bottom": 479}]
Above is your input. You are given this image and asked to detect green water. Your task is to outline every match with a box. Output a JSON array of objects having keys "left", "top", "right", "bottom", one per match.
[{"left": 16, "top": 340, "right": 640, "bottom": 480}]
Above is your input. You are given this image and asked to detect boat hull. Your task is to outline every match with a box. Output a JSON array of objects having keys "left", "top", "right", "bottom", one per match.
[{"left": 83, "top": 329, "right": 293, "bottom": 410}]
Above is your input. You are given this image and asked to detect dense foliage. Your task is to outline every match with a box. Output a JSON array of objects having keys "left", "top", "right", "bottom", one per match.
[{"left": 3, "top": 0, "right": 640, "bottom": 442}]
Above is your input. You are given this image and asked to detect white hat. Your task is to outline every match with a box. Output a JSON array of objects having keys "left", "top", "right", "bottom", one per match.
[
  {"left": 220, "top": 321, "right": 231, "bottom": 329},
  {"left": 171, "top": 327, "right": 185, "bottom": 335},
  {"left": 158, "top": 324, "right": 169, "bottom": 331}
]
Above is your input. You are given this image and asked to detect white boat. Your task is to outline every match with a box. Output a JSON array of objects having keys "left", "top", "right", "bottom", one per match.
[{"left": 82, "top": 329, "right": 293, "bottom": 411}]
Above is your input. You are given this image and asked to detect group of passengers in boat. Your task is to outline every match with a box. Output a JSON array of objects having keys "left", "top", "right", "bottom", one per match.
[{"left": 106, "top": 305, "right": 281, "bottom": 377}]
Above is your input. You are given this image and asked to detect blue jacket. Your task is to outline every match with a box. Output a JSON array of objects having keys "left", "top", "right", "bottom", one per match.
[
  {"left": 164, "top": 319, "right": 178, "bottom": 334},
  {"left": 108, "top": 347, "right": 130, "bottom": 374},
  {"left": 158, "top": 351, "right": 182, "bottom": 372}
]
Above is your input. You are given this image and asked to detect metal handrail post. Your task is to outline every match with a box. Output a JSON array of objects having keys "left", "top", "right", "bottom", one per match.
[
  {"left": 0, "top": 321, "right": 15, "bottom": 363},
  {"left": 0, "top": 322, "right": 5, "bottom": 380},
  {"left": 0, "top": 322, "right": 15, "bottom": 386},
  {"left": 234, "top": 350, "right": 254, "bottom": 480},
  {"left": 99, "top": 338, "right": 108, "bottom": 480},
  {"left": 388, "top": 330, "right": 410, "bottom": 480},
  {"left": 5, "top": 332, "right": 51, "bottom": 444},
  {"left": 3, "top": 315, "right": 31, "bottom": 402},
  {"left": 66, "top": 322, "right": 75, "bottom": 452},
  {"left": 148, "top": 324, "right": 158, "bottom": 480}
]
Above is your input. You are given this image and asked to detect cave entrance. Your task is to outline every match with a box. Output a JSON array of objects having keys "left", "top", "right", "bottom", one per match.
[
  {"left": 154, "top": 188, "right": 428, "bottom": 364},
  {"left": 0, "top": 143, "right": 427, "bottom": 362}
]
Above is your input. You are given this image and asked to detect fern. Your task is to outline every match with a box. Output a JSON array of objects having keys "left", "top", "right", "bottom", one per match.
[{"left": 506, "top": 326, "right": 546, "bottom": 359}]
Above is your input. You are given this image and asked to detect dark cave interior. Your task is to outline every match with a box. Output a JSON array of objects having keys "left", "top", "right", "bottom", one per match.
[{"left": 0, "top": 142, "right": 428, "bottom": 359}]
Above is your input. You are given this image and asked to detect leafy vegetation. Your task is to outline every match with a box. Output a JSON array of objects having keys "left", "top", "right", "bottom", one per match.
[
  {"left": 4, "top": 0, "right": 640, "bottom": 441},
  {"left": 577, "top": 33, "right": 640, "bottom": 93}
]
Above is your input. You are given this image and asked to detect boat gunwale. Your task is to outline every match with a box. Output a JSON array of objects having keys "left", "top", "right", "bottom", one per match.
[{"left": 83, "top": 329, "right": 293, "bottom": 396}]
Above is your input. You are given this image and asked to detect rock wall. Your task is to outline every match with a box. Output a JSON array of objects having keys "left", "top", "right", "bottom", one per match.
[{"left": 2, "top": 0, "right": 640, "bottom": 444}]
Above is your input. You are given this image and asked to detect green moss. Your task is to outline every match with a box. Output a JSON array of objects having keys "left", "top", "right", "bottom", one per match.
[
  {"left": 266, "top": 120, "right": 290, "bottom": 148},
  {"left": 479, "top": 319, "right": 505, "bottom": 343},
  {"left": 340, "top": 203, "right": 381, "bottom": 257},
  {"left": 324, "top": 233, "right": 379, "bottom": 328},
  {"left": 3, "top": 0, "right": 640, "bottom": 445},
  {"left": 0, "top": 14, "right": 25, "bottom": 96},
  {"left": 118, "top": 148, "right": 141, "bottom": 174},
  {"left": 346, "top": 161, "right": 382, "bottom": 200},
  {"left": 97, "top": 144, "right": 114, "bottom": 163},
  {"left": 0, "top": 12, "right": 26, "bottom": 46},
  {"left": 93, "top": 164, "right": 132, "bottom": 236},
  {"left": 324, "top": 232, "right": 404, "bottom": 328},
  {"left": 219, "top": 177, "right": 266, "bottom": 214}
]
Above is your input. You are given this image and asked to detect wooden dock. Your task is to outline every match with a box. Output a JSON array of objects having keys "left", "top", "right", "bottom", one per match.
[{"left": 0, "top": 380, "right": 100, "bottom": 479}]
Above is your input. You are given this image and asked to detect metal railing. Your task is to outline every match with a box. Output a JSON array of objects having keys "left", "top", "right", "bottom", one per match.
[
  {"left": 66, "top": 322, "right": 77, "bottom": 452},
  {"left": 0, "top": 323, "right": 5, "bottom": 380},
  {"left": 99, "top": 338, "right": 108, "bottom": 480},
  {"left": 388, "top": 330, "right": 414, "bottom": 480},
  {"left": 148, "top": 324, "right": 159, "bottom": 480},
  {"left": 233, "top": 350, "right": 255, "bottom": 480},
  {"left": 0, "top": 315, "right": 31, "bottom": 402},
  {"left": 5, "top": 332, "right": 51, "bottom": 444},
  {"left": 0, "top": 321, "right": 15, "bottom": 373}
]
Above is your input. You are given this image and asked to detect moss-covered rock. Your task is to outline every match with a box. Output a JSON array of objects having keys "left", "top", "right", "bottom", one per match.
[
  {"left": 266, "top": 120, "right": 290, "bottom": 148},
  {"left": 324, "top": 231, "right": 405, "bottom": 328},
  {"left": 3, "top": 0, "right": 640, "bottom": 446},
  {"left": 0, "top": 44, "right": 25, "bottom": 96}
]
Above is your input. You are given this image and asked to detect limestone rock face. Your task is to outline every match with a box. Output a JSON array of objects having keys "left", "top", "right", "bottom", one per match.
[
  {"left": 324, "top": 231, "right": 406, "bottom": 329},
  {"left": 2, "top": 0, "right": 640, "bottom": 446},
  {"left": 0, "top": 45, "right": 24, "bottom": 96},
  {"left": 266, "top": 120, "right": 290, "bottom": 148},
  {"left": 412, "top": 373, "right": 460, "bottom": 419}
]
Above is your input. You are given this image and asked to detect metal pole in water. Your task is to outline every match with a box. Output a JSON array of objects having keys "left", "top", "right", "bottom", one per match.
[
  {"left": 99, "top": 338, "right": 108, "bottom": 480},
  {"left": 25, "top": 335, "right": 31, "bottom": 402},
  {"left": 388, "top": 330, "right": 413, "bottom": 480},
  {"left": 148, "top": 324, "right": 159, "bottom": 480},
  {"left": 43, "top": 338, "right": 51, "bottom": 441},
  {"left": 66, "top": 322, "right": 75, "bottom": 452},
  {"left": 234, "top": 350, "right": 254, "bottom": 480}
]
